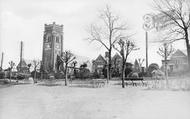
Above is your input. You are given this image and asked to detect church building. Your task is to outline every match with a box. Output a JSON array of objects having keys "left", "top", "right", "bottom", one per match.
[{"left": 42, "top": 22, "right": 64, "bottom": 73}]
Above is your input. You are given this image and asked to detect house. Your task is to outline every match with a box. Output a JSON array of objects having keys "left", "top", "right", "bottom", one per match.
[
  {"left": 162, "top": 49, "right": 188, "bottom": 73},
  {"left": 111, "top": 53, "right": 122, "bottom": 76},
  {"left": 112, "top": 53, "right": 122, "bottom": 68},
  {"left": 92, "top": 53, "right": 132, "bottom": 77},
  {"left": 92, "top": 55, "right": 106, "bottom": 75}
]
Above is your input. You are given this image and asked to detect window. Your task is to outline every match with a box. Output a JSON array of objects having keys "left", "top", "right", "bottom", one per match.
[
  {"left": 48, "top": 37, "right": 51, "bottom": 42},
  {"left": 56, "top": 37, "right": 59, "bottom": 43},
  {"left": 97, "top": 65, "right": 103, "bottom": 68}
]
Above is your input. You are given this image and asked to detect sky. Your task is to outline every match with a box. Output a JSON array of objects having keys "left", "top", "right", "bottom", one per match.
[{"left": 0, "top": 0, "right": 187, "bottom": 69}]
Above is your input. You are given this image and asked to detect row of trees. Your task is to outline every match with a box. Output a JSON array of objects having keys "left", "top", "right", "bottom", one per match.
[
  {"left": 86, "top": 6, "right": 139, "bottom": 88},
  {"left": 153, "top": 0, "right": 190, "bottom": 87},
  {"left": 86, "top": 0, "right": 190, "bottom": 88},
  {"left": 154, "top": 0, "right": 190, "bottom": 69}
]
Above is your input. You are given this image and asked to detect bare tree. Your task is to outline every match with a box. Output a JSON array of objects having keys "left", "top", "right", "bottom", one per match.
[
  {"left": 157, "top": 43, "right": 175, "bottom": 86},
  {"left": 32, "top": 59, "right": 40, "bottom": 83},
  {"left": 114, "top": 38, "right": 139, "bottom": 88},
  {"left": 87, "top": 5, "right": 127, "bottom": 83},
  {"left": 62, "top": 50, "right": 76, "bottom": 86},
  {"left": 153, "top": 0, "right": 190, "bottom": 69}
]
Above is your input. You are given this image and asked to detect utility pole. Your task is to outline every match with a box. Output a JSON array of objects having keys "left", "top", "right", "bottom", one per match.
[
  {"left": 1, "top": 52, "right": 4, "bottom": 69},
  {"left": 145, "top": 31, "right": 148, "bottom": 70}
]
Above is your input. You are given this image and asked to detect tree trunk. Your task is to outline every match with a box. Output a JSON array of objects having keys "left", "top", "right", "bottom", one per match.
[
  {"left": 65, "top": 64, "right": 68, "bottom": 86},
  {"left": 107, "top": 50, "right": 112, "bottom": 83},
  {"left": 121, "top": 61, "right": 125, "bottom": 88},
  {"left": 9, "top": 70, "right": 11, "bottom": 83},
  {"left": 184, "top": 29, "right": 190, "bottom": 70},
  {"left": 164, "top": 45, "right": 168, "bottom": 87},
  {"left": 34, "top": 70, "right": 36, "bottom": 83}
]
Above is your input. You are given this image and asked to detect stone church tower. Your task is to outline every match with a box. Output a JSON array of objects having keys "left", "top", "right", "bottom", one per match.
[{"left": 42, "top": 22, "right": 63, "bottom": 73}]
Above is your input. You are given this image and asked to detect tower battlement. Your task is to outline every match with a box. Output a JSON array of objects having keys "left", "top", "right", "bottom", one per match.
[{"left": 44, "top": 22, "right": 63, "bottom": 34}]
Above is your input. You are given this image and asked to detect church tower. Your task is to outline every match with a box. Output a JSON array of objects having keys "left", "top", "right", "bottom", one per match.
[{"left": 42, "top": 22, "right": 63, "bottom": 73}]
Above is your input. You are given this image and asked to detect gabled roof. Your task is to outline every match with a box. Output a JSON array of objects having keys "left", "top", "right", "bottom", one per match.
[
  {"left": 112, "top": 53, "right": 122, "bottom": 61},
  {"left": 95, "top": 54, "right": 106, "bottom": 63},
  {"left": 171, "top": 49, "right": 187, "bottom": 58}
]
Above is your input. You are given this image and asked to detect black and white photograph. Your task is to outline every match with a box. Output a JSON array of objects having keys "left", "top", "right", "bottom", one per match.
[{"left": 0, "top": 0, "right": 190, "bottom": 119}]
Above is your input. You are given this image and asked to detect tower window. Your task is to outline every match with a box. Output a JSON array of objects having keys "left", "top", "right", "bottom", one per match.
[
  {"left": 56, "top": 37, "right": 59, "bottom": 43},
  {"left": 48, "top": 37, "right": 51, "bottom": 42}
]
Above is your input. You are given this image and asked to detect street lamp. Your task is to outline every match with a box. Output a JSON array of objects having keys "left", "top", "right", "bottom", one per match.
[{"left": 143, "top": 14, "right": 155, "bottom": 70}]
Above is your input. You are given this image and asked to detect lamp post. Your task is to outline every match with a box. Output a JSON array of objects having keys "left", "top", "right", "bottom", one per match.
[
  {"left": 143, "top": 14, "right": 155, "bottom": 71},
  {"left": 145, "top": 31, "right": 148, "bottom": 70}
]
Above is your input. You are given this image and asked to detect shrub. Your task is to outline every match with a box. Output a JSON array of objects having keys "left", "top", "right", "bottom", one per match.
[
  {"left": 76, "top": 68, "right": 91, "bottom": 79},
  {"left": 125, "top": 68, "right": 133, "bottom": 77},
  {"left": 0, "top": 72, "right": 5, "bottom": 79},
  {"left": 91, "top": 71, "right": 100, "bottom": 79},
  {"left": 147, "top": 63, "right": 159, "bottom": 77},
  {"left": 54, "top": 72, "right": 64, "bottom": 79}
]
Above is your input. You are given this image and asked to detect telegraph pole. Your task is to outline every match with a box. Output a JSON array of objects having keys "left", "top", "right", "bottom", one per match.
[{"left": 145, "top": 31, "right": 148, "bottom": 70}]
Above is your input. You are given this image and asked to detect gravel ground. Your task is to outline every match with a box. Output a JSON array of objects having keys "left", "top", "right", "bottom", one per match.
[{"left": 0, "top": 81, "right": 190, "bottom": 119}]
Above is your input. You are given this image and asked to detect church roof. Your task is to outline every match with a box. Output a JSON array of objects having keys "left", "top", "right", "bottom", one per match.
[{"left": 17, "top": 60, "right": 28, "bottom": 68}]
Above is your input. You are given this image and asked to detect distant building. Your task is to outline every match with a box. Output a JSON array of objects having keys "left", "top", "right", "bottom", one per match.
[
  {"left": 111, "top": 53, "right": 122, "bottom": 76},
  {"left": 162, "top": 49, "right": 188, "bottom": 73},
  {"left": 92, "top": 53, "right": 133, "bottom": 77},
  {"left": 112, "top": 53, "right": 122, "bottom": 69},
  {"left": 92, "top": 55, "right": 106, "bottom": 75},
  {"left": 42, "top": 22, "right": 63, "bottom": 73}
]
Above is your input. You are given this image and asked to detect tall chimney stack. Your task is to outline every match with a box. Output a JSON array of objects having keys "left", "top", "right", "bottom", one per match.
[
  {"left": 0, "top": 52, "right": 4, "bottom": 69},
  {"left": 19, "top": 41, "right": 23, "bottom": 72}
]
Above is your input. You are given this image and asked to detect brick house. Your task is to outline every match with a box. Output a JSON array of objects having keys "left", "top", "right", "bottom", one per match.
[
  {"left": 92, "top": 53, "right": 124, "bottom": 76},
  {"left": 92, "top": 53, "right": 136, "bottom": 77},
  {"left": 92, "top": 55, "right": 107, "bottom": 75},
  {"left": 111, "top": 53, "right": 122, "bottom": 76}
]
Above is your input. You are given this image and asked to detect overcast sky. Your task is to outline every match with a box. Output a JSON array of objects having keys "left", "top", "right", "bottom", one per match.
[{"left": 0, "top": 0, "right": 187, "bottom": 68}]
